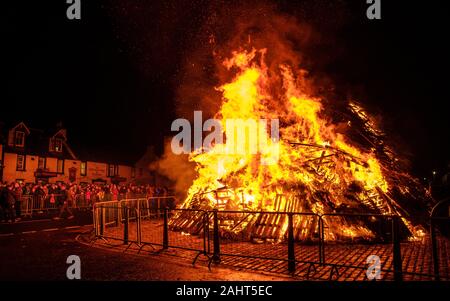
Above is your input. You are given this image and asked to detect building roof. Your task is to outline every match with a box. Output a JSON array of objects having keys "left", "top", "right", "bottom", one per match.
[
  {"left": 2, "top": 123, "right": 76, "bottom": 159},
  {"left": 0, "top": 121, "right": 141, "bottom": 166}
]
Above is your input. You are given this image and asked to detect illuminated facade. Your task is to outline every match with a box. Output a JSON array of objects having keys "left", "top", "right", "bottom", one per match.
[{"left": 0, "top": 121, "right": 152, "bottom": 185}]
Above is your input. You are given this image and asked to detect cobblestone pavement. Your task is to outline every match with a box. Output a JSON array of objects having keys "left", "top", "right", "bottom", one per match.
[
  {"left": 0, "top": 224, "right": 287, "bottom": 281},
  {"left": 97, "top": 218, "right": 450, "bottom": 281}
]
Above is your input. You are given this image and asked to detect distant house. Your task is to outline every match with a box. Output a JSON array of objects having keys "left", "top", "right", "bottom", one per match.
[
  {"left": 0, "top": 121, "right": 152, "bottom": 185},
  {"left": 134, "top": 145, "right": 158, "bottom": 185}
]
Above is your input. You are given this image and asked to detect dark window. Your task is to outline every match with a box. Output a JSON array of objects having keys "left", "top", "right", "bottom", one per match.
[
  {"left": 108, "top": 164, "right": 119, "bottom": 177},
  {"left": 131, "top": 167, "right": 136, "bottom": 178},
  {"left": 80, "top": 161, "right": 87, "bottom": 176},
  {"left": 108, "top": 164, "right": 114, "bottom": 177},
  {"left": 16, "top": 154, "right": 26, "bottom": 171},
  {"left": 38, "top": 157, "right": 46, "bottom": 169},
  {"left": 15, "top": 131, "right": 25, "bottom": 147},
  {"left": 50, "top": 138, "right": 63, "bottom": 152},
  {"left": 57, "top": 159, "right": 64, "bottom": 174},
  {"left": 54, "top": 138, "right": 63, "bottom": 152}
]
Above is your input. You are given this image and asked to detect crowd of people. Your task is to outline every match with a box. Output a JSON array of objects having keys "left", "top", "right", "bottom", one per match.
[{"left": 0, "top": 181, "right": 171, "bottom": 223}]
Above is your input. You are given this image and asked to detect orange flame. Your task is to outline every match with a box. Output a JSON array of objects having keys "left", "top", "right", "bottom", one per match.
[{"left": 179, "top": 48, "right": 423, "bottom": 241}]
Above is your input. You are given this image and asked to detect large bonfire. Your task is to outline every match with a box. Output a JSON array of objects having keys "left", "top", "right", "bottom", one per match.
[{"left": 169, "top": 47, "right": 432, "bottom": 242}]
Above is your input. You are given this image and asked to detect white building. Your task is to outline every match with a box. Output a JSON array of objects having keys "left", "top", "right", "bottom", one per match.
[{"left": 0, "top": 121, "right": 154, "bottom": 185}]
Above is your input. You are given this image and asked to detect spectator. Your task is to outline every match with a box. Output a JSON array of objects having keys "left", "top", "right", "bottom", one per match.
[
  {"left": 53, "top": 184, "right": 74, "bottom": 220},
  {"left": 13, "top": 183, "right": 22, "bottom": 221},
  {"left": 2, "top": 181, "right": 173, "bottom": 219},
  {"left": 85, "top": 189, "right": 91, "bottom": 205},
  {"left": 0, "top": 184, "right": 8, "bottom": 222},
  {"left": 4, "top": 185, "right": 18, "bottom": 223}
]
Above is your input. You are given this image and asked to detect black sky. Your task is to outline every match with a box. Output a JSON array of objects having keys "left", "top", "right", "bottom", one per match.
[{"left": 2, "top": 0, "right": 449, "bottom": 176}]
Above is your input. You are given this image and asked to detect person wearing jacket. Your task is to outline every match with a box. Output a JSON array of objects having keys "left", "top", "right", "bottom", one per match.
[
  {"left": 0, "top": 184, "right": 8, "bottom": 222},
  {"left": 53, "top": 184, "right": 74, "bottom": 220},
  {"left": 4, "top": 185, "right": 18, "bottom": 223}
]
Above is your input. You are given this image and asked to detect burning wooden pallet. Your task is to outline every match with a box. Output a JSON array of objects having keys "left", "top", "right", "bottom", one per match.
[{"left": 169, "top": 192, "right": 320, "bottom": 241}]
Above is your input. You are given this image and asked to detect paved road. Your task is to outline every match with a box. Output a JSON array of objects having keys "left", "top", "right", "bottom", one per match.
[
  {"left": 0, "top": 210, "right": 93, "bottom": 236},
  {"left": 0, "top": 211, "right": 286, "bottom": 281}
]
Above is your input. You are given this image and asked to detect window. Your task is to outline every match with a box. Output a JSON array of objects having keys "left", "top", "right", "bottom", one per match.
[
  {"left": 15, "top": 131, "right": 25, "bottom": 147},
  {"left": 38, "top": 157, "right": 46, "bottom": 169},
  {"left": 16, "top": 154, "right": 26, "bottom": 171},
  {"left": 108, "top": 164, "right": 118, "bottom": 177},
  {"left": 50, "top": 138, "right": 63, "bottom": 152},
  {"left": 131, "top": 167, "right": 136, "bottom": 178},
  {"left": 80, "top": 161, "right": 87, "bottom": 176},
  {"left": 54, "top": 138, "right": 63, "bottom": 152},
  {"left": 57, "top": 159, "right": 64, "bottom": 174},
  {"left": 108, "top": 164, "right": 115, "bottom": 177}
]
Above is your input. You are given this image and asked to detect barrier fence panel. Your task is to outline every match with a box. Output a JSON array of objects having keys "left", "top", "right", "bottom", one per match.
[
  {"left": 26, "top": 195, "right": 59, "bottom": 215},
  {"left": 46, "top": 195, "right": 59, "bottom": 211},
  {"left": 74, "top": 194, "right": 91, "bottom": 209},
  {"left": 30, "top": 195, "right": 46, "bottom": 214},
  {"left": 119, "top": 198, "right": 145, "bottom": 221},
  {"left": 119, "top": 197, "right": 176, "bottom": 220},
  {"left": 20, "top": 195, "right": 33, "bottom": 217},
  {"left": 291, "top": 213, "right": 321, "bottom": 278},
  {"left": 94, "top": 203, "right": 121, "bottom": 241},
  {"left": 92, "top": 202, "right": 209, "bottom": 261},
  {"left": 93, "top": 202, "right": 140, "bottom": 245},
  {"left": 19, "top": 193, "right": 91, "bottom": 217},
  {"left": 166, "top": 208, "right": 208, "bottom": 254},
  {"left": 125, "top": 207, "right": 141, "bottom": 245},
  {"left": 396, "top": 215, "right": 433, "bottom": 281},
  {"left": 136, "top": 208, "right": 165, "bottom": 248},
  {"left": 320, "top": 213, "right": 395, "bottom": 281},
  {"left": 206, "top": 210, "right": 313, "bottom": 275},
  {"left": 115, "top": 197, "right": 178, "bottom": 250},
  {"left": 430, "top": 216, "right": 450, "bottom": 281}
]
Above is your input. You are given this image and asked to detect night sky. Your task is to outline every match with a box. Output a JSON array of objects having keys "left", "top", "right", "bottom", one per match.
[{"left": 3, "top": 0, "right": 449, "bottom": 177}]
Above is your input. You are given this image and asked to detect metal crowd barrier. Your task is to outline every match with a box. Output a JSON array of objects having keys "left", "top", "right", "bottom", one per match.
[
  {"left": 73, "top": 194, "right": 91, "bottom": 209},
  {"left": 429, "top": 198, "right": 450, "bottom": 281},
  {"left": 319, "top": 213, "right": 399, "bottom": 280},
  {"left": 208, "top": 210, "right": 321, "bottom": 272},
  {"left": 20, "top": 194, "right": 60, "bottom": 216},
  {"left": 16, "top": 193, "right": 174, "bottom": 218},
  {"left": 119, "top": 196, "right": 176, "bottom": 220},
  {"left": 19, "top": 193, "right": 93, "bottom": 217},
  {"left": 92, "top": 199, "right": 449, "bottom": 281}
]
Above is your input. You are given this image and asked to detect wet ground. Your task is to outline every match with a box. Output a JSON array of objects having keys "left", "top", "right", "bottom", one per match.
[
  {"left": 0, "top": 211, "right": 286, "bottom": 281},
  {"left": 99, "top": 218, "right": 450, "bottom": 281},
  {"left": 2, "top": 212, "right": 448, "bottom": 281}
]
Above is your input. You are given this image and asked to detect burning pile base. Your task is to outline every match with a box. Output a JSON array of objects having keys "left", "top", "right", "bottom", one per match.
[{"left": 169, "top": 189, "right": 418, "bottom": 243}]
